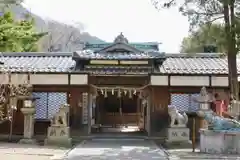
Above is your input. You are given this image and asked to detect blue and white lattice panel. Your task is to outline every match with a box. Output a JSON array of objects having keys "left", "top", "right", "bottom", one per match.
[
  {"left": 189, "top": 94, "right": 200, "bottom": 112},
  {"left": 33, "top": 92, "right": 48, "bottom": 119},
  {"left": 170, "top": 94, "right": 190, "bottom": 112},
  {"left": 47, "top": 92, "right": 67, "bottom": 119}
]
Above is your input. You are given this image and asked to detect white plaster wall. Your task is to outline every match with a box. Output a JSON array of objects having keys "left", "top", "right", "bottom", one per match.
[
  {"left": 70, "top": 74, "right": 88, "bottom": 85},
  {"left": 211, "top": 76, "right": 228, "bottom": 86},
  {"left": 0, "top": 73, "right": 9, "bottom": 84},
  {"left": 0, "top": 74, "right": 29, "bottom": 84},
  {"left": 150, "top": 75, "right": 168, "bottom": 86},
  {"left": 30, "top": 74, "right": 68, "bottom": 85},
  {"left": 170, "top": 76, "right": 209, "bottom": 86}
]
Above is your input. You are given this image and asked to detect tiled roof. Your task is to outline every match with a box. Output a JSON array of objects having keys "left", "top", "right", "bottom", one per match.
[
  {"left": 0, "top": 52, "right": 74, "bottom": 73},
  {"left": 74, "top": 50, "right": 163, "bottom": 60},
  {"left": 84, "top": 42, "right": 159, "bottom": 52},
  {"left": 0, "top": 52, "right": 238, "bottom": 75},
  {"left": 159, "top": 54, "right": 229, "bottom": 74}
]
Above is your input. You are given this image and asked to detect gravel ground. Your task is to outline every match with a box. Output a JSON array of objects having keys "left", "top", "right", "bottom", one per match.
[
  {"left": 0, "top": 154, "right": 51, "bottom": 160},
  {"left": 167, "top": 149, "right": 240, "bottom": 160},
  {"left": 0, "top": 142, "right": 69, "bottom": 160}
]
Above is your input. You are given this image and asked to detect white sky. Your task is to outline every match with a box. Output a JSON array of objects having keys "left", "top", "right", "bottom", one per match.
[{"left": 23, "top": 0, "right": 189, "bottom": 52}]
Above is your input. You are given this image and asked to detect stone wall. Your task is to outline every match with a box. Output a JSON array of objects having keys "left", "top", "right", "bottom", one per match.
[{"left": 200, "top": 129, "right": 240, "bottom": 154}]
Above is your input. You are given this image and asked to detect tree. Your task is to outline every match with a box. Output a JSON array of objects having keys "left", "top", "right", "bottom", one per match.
[
  {"left": 0, "top": 11, "right": 46, "bottom": 123},
  {"left": 0, "top": 11, "right": 46, "bottom": 52},
  {"left": 180, "top": 24, "right": 226, "bottom": 53},
  {"left": 151, "top": 0, "right": 239, "bottom": 100},
  {"left": 39, "top": 20, "right": 85, "bottom": 52}
]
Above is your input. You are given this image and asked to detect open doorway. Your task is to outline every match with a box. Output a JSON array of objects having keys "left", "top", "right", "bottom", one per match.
[{"left": 95, "top": 93, "right": 146, "bottom": 133}]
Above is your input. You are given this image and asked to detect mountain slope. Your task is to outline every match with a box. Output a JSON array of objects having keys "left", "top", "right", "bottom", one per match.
[{"left": 8, "top": 4, "right": 105, "bottom": 51}]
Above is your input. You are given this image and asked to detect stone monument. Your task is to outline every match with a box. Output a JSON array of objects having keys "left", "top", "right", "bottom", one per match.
[
  {"left": 44, "top": 104, "right": 72, "bottom": 147},
  {"left": 165, "top": 105, "right": 191, "bottom": 147},
  {"left": 19, "top": 97, "right": 38, "bottom": 144}
]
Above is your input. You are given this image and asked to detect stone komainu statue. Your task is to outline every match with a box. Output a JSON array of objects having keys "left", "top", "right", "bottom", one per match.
[
  {"left": 168, "top": 105, "right": 188, "bottom": 127},
  {"left": 51, "top": 104, "right": 69, "bottom": 127}
]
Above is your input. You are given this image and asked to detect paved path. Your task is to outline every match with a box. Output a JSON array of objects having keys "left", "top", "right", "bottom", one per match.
[{"left": 66, "top": 139, "right": 168, "bottom": 160}]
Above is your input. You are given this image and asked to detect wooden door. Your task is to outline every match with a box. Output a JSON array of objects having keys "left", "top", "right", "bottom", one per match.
[{"left": 12, "top": 100, "right": 24, "bottom": 135}]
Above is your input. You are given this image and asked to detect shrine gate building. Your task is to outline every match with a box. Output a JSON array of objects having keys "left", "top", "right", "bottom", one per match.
[{"left": 0, "top": 33, "right": 233, "bottom": 137}]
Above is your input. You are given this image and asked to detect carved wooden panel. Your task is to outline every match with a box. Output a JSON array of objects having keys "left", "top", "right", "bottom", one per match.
[
  {"left": 89, "top": 76, "right": 149, "bottom": 85},
  {"left": 82, "top": 93, "right": 88, "bottom": 124}
]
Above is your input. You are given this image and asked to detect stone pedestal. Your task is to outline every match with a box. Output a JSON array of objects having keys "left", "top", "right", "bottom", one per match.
[
  {"left": 19, "top": 107, "right": 36, "bottom": 144},
  {"left": 200, "top": 129, "right": 240, "bottom": 154},
  {"left": 44, "top": 126, "right": 72, "bottom": 147},
  {"left": 165, "top": 127, "right": 192, "bottom": 148},
  {"left": 199, "top": 104, "right": 211, "bottom": 129}
]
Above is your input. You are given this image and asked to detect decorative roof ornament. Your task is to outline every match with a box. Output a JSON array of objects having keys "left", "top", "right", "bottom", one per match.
[{"left": 114, "top": 32, "right": 129, "bottom": 44}]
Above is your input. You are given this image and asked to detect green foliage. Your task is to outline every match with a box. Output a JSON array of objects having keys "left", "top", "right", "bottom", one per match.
[
  {"left": 180, "top": 24, "right": 226, "bottom": 53},
  {"left": 151, "top": 0, "right": 225, "bottom": 30},
  {"left": 0, "top": 11, "right": 47, "bottom": 52},
  {"left": 151, "top": 0, "right": 240, "bottom": 100}
]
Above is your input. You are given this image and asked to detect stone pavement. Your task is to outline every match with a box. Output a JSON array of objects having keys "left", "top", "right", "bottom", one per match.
[
  {"left": 65, "top": 138, "right": 169, "bottom": 160},
  {"left": 1, "top": 141, "right": 239, "bottom": 160},
  {"left": 0, "top": 142, "right": 69, "bottom": 160},
  {"left": 167, "top": 149, "right": 240, "bottom": 160}
]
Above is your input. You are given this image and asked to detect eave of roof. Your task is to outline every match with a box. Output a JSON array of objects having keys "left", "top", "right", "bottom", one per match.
[
  {"left": 0, "top": 52, "right": 235, "bottom": 75},
  {"left": 0, "top": 52, "right": 74, "bottom": 73},
  {"left": 84, "top": 42, "right": 160, "bottom": 52},
  {"left": 0, "top": 52, "right": 72, "bottom": 57}
]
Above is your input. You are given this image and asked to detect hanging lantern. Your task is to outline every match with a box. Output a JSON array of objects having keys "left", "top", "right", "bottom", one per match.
[
  {"left": 104, "top": 89, "right": 107, "bottom": 98},
  {"left": 118, "top": 89, "right": 121, "bottom": 98},
  {"left": 129, "top": 89, "right": 132, "bottom": 99},
  {"left": 112, "top": 89, "right": 114, "bottom": 95}
]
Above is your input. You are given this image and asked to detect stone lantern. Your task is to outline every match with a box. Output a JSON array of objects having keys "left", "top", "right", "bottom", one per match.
[
  {"left": 18, "top": 83, "right": 39, "bottom": 144},
  {"left": 194, "top": 87, "right": 213, "bottom": 129}
]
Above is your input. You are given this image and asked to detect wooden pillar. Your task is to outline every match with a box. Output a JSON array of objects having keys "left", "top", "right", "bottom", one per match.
[
  {"left": 87, "top": 93, "right": 91, "bottom": 134},
  {"left": 67, "top": 74, "right": 71, "bottom": 104},
  {"left": 67, "top": 74, "right": 71, "bottom": 127},
  {"left": 147, "top": 96, "right": 151, "bottom": 136},
  {"left": 137, "top": 96, "right": 140, "bottom": 125},
  {"left": 96, "top": 96, "right": 100, "bottom": 124}
]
